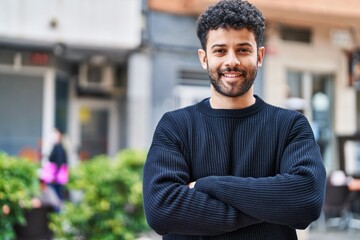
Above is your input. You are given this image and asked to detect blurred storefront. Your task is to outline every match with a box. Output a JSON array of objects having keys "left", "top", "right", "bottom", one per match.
[
  {"left": 0, "top": 0, "right": 144, "bottom": 164},
  {"left": 252, "top": 0, "right": 360, "bottom": 175}
]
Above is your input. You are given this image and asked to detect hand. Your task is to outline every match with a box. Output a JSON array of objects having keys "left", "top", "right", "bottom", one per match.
[
  {"left": 348, "top": 179, "right": 360, "bottom": 191},
  {"left": 188, "top": 181, "right": 196, "bottom": 189}
]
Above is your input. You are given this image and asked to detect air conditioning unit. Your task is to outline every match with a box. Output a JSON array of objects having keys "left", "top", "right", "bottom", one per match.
[{"left": 78, "top": 62, "right": 115, "bottom": 93}]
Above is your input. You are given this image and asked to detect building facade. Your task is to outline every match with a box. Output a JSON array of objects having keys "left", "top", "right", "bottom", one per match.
[
  {"left": 1, "top": 0, "right": 360, "bottom": 176},
  {"left": 0, "top": 0, "right": 144, "bottom": 164}
]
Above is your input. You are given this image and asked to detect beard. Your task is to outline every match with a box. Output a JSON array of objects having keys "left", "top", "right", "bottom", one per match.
[{"left": 208, "top": 64, "right": 258, "bottom": 98}]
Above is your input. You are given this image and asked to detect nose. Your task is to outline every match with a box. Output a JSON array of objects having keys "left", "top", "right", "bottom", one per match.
[{"left": 224, "top": 51, "right": 240, "bottom": 67}]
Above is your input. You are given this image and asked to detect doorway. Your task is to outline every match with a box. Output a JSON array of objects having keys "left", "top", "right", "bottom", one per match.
[
  {"left": 286, "top": 70, "right": 334, "bottom": 168},
  {"left": 73, "top": 99, "right": 118, "bottom": 161}
]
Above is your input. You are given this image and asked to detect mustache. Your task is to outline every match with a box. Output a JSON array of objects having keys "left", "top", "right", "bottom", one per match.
[{"left": 218, "top": 67, "right": 246, "bottom": 75}]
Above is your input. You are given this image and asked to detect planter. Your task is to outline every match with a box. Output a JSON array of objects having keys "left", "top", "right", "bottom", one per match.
[{"left": 14, "top": 207, "right": 53, "bottom": 240}]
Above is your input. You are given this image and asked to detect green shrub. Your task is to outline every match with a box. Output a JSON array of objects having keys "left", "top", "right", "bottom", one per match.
[
  {"left": 50, "top": 149, "right": 149, "bottom": 240},
  {"left": 0, "top": 152, "right": 40, "bottom": 240}
]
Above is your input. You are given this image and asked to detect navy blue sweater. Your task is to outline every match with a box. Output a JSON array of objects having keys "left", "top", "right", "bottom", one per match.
[{"left": 143, "top": 96, "right": 326, "bottom": 239}]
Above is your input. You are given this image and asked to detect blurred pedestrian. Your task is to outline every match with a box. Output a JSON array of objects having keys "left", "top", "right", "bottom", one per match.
[
  {"left": 142, "top": 1, "right": 326, "bottom": 239},
  {"left": 47, "top": 128, "right": 68, "bottom": 201}
]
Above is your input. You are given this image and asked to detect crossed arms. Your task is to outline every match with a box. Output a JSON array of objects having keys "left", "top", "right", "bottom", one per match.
[{"left": 142, "top": 114, "right": 326, "bottom": 235}]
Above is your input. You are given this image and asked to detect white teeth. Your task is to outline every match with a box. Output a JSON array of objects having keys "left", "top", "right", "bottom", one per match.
[{"left": 223, "top": 74, "right": 240, "bottom": 77}]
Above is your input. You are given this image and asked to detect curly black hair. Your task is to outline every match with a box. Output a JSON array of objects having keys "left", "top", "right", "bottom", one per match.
[{"left": 196, "top": 0, "right": 265, "bottom": 50}]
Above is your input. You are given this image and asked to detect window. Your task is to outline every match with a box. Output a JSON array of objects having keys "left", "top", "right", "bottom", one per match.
[
  {"left": 173, "top": 69, "right": 209, "bottom": 108},
  {"left": 280, "top": 25, "right": 312, "bottom": 43},
  {"left": 177, "top": 69, "right": 208, "bottom": 86},
  {"left": 285, "top": 70, "right": 334, "bottom": 169}
]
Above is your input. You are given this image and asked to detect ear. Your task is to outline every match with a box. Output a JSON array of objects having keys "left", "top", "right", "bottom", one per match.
[
  {"left": 198, "top": 49, "right": 208, "bottom": 70},
  {"left": 257, "top": 46, "right": 265, "bottom": 67}
]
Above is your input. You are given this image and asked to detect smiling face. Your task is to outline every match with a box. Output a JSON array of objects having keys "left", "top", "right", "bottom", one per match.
[{"left": 198, "top": 28, "right": 265, "bottom": 102}]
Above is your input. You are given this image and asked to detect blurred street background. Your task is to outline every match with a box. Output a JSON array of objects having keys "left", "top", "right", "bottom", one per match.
[{"left": 1, "top": 0, "right": 360, "bottom": 239}]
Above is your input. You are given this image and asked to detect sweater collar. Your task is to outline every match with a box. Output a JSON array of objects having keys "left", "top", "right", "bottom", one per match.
[{"left": 196, "top": 95, "right": 266, "bottom": 118}]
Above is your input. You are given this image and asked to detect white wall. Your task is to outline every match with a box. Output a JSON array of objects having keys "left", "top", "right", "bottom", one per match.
[
  {"left": 127, "top": 52, "right": 152, "bottom": 149},
  {"left": 0, "top": 0, "right": 142, "bottom": 49}
]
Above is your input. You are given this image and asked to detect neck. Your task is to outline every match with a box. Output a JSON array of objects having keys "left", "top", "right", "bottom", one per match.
[{"left": 210, "top": 88, "right": 255, "bottom": 109}]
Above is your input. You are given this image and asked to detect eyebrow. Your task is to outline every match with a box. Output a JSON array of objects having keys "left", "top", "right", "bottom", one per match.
[{"left": 210, "top": 42, "right": 254, "bottom": 50}]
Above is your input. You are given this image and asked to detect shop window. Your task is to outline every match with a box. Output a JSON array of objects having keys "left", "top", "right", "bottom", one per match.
[{"left": 285, "top": 70, "right": 334, "bottom": 169}]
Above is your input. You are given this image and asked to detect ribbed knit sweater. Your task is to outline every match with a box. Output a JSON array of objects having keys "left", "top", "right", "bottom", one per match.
[{"left": 143, "top": 95, "right": 326, "bottom": 240}]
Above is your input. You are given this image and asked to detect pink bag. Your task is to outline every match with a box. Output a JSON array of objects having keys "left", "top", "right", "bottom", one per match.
[
  {"left": 40, "top": 162, "right": 57, "bottom": 183},
  {"left": 55, "top": 164, "right": 69, "bottom": 184},
  {"left": 40, "top": 162, "right": 69, "bottom": 184}
]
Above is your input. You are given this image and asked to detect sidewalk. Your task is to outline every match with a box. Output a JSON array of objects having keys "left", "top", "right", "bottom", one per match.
[
  {"left": 308, "top": 228, "right": 360, "bottom": 240},
  {"left": 138, "top": 227, "right": 360, "bottom": 240}
]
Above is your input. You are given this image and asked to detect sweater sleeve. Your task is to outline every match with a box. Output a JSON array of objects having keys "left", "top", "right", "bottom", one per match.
[
  {"left": 143, "top": 113, "right": 262, "bottom": 236},
  {"left": 194, "top": 115, "right": 326, "bottom": 229}
]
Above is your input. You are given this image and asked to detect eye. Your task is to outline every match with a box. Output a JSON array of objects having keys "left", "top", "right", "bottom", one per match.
[
  {"left": 238, "top": 48, "right": 251, "bottom": 54},
  {"left": 213, "top": 48, "right": 226, "bottom": 54}
]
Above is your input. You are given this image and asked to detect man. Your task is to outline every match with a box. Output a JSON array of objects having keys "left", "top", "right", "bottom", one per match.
[{"left": 143, "top": 0, "right": 326, "bottom": 239}]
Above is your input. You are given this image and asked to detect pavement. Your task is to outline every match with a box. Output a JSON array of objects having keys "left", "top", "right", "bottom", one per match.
[
  {"left": 138, "top": 227, "right": 360, "bottom": 240},
  {"left": 308, "top": 228, "right": 360, "bottom": 240}
]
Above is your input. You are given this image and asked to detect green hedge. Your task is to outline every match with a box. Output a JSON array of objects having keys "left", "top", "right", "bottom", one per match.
[
  {"left": 0, "top": 152, "right": 40, "bottom": 240},
  {"left": 50, "top": 149, "right": 149, "bottom": 240}
]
